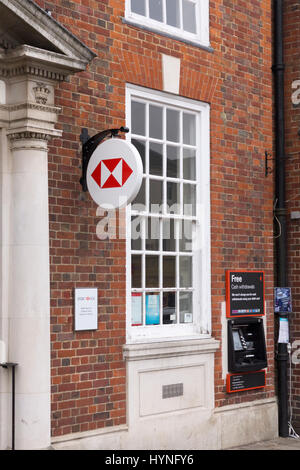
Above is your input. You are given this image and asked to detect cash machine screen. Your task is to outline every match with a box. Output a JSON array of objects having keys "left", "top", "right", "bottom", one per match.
[{"left": 233, "top": 330, "right": 243, "bottom": 351}]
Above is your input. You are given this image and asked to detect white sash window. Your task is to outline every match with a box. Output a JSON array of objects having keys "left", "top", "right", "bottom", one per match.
[
  {"left": 125, "top": 0, "right": 209, "bottom": 47},
  {"left": 126, "top": 85, "right": 211, "bottom": 342}
]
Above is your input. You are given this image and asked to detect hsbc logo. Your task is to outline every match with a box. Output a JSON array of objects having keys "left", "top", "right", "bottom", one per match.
[
  {"left": 86, "top": 139, "right": 143, "bottom": 209},
  {"left": 91, "top": 158, "right": 133, "bottom": 189}
]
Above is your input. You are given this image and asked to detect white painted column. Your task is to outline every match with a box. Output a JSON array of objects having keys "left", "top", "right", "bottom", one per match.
[
  {"left": 0, "top": 124, "right": 12, "bottom": 450},
  {"left": 0, "top": 43, "right": 92, "bottom": 450},
  {"left": 8, "top": 133, "right": 51, "bottom": 449}
]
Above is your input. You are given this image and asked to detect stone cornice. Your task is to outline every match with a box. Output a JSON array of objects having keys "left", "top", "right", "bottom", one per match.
[
  {"left": 0, "top": 0, "right": 96, "bottom": 64},
  {"left": 0, "top": 45, "right": 90, "bottom": 80}
]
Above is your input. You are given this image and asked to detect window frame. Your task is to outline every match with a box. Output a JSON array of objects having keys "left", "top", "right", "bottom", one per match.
[
  {"left": 125, "top": 0, "right": 209, "bottom": 48},
  {"left": 126, "top": 84, "right": 211, "bottom": 344}
]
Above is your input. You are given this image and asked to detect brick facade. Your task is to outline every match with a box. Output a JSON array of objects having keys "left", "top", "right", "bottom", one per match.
[{"left": 33, "top": 0, "right": 275, "bottom": 437}]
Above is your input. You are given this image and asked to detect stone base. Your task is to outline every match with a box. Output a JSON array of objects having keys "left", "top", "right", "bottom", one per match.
[
  {"left": 51, "top": 397, "right": 278, "bottom": 450},
  {"left": 51, "top": 338, "right": 278, "bottom": 450}
]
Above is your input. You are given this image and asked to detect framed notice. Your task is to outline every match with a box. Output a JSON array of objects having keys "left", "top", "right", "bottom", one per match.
[
  {"left": 75, "top": 288, "right": 98, "bottom": 331},
  {"left": 226, "top": 270, "right": 265, "bottom": 318},
  {"left": 145, "top": 293, "right": 160, "bottom": 325}
]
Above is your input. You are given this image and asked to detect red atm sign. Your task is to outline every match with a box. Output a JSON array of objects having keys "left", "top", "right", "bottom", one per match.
[{"left": 226, "top": 270, "right": 265, "bottom": 318}]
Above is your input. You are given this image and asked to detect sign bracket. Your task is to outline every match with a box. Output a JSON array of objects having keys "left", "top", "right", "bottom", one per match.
[{"left": 79, "top": 126, "right": 129, "bottom": 192}]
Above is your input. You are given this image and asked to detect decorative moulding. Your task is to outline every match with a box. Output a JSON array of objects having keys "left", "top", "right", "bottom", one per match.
[
  {"left": 33, "top": 82, "right": 51, "bottom": 105},
  {"left": 0, "top": 45, "right": 91, "bottom": 80}
]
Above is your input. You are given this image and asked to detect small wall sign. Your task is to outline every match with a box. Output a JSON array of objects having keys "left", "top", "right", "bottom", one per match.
[
  {"left": 274, "top": 287, "right": 292, "bottom": 314},
  {"left": 75, "top": 288, "right": 98, "bottom": 331},
  {"left": 226, "top": 370, "right": 266, "bottom": 393},
  {"left": 226, "top": 270, "right": 265, "bottom": 318}
]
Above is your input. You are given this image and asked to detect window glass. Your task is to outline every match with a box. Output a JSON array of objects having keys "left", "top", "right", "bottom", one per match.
[
  {"left": 132, "top": 139, "right": 146, "bottom": 173},
  {"left": 146, "top": 217, "right": 160, "bottom": 251},
  {"left": 183, "top": 113, "right": 196, "bottom": 145},
  {"left": 163, "top": 292, "right": 177, "bottom": 324},
  {"left": 166, "top": 0, "right": 180, "bottom": 28},
  {"left": 150, "top": 142, "right": 163, "bottom": 176},
  {"left": 128, "top": 88, "right": 209, "bottom": 338},
  {"left": 149, "top": 0, "right": 163, "bottom": 22},
  {"left": 167, "top": 109, "right": 180, "bottom": 143},
  {"left": 131, "top": 0, "right": 146, "bottom": 15},
  {"left": 127, "top": 0, "right": 208, "bottom": 47},
  {"left": 167, "top": 145, "right": 180, "bottom": 178},
  {"left": 163, "top": 256, "right": 176, "bottom": 287},
  {"left": 182, "top": 0, "right": 196, "bottom": 33},
  {"left": 131, "top": 101, "right": 146, "bottom": 136},
  {"left": 183, "top": 148, "right": 196, "bottom": 180},
  {"left": 146, "top": 255, "right": 159, "bottom": 287},
  {"left": 132, "top": 255, "right": 142, "bottom": 288},
  {"left": 149, "top": 104, "right": 163, "bottom": 139}
]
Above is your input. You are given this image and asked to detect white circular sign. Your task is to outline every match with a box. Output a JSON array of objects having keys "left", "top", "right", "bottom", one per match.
[{"left": 86, "top": 138, "right": 143, "bottom": 209}]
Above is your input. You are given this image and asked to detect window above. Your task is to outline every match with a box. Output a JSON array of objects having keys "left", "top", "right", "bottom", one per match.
[{"left": 125, "top": 0, "right": 209, "bottom": 48}]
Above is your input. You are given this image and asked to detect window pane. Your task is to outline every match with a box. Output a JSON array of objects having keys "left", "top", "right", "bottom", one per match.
[
  {"left": 163, "top": 218, "right": 176, "bottom": 251},
  {"left": 150, "top": 142, "right": 163, "bottom": 176},
  {"left": 146, "top": 217, "right": 160, "bottom": 251},
  {"left": 149, "top": 104, "right": 163, "bottom": 139},
  {"left": 167, "top": 109, "right": 180, "bottom": 142},
  {"left": 132, "top": 255, "right": 142, "bottom": 288},
  {"left": 182, "top": 0, "right": 196, "bottom": 33},
  {"left": 149, "top": 0, "right": 163, "bottom": 22},
  {"left": 132, "top": 101, "right": 146, "bottom": 135},
  {"left": 146, "top": 255, "right": 159, "bottom": 287},
  {"left": 132, "top": 177, "right": 146, "bottom": 209},
  {"left": 180, "top": 292, "right": 193, "bottom": 323},
  {"left": 131, "top": 0, "right": 146, "bottom": 15},
  {"left": 167, "top": 182, "right": 180, "bottom": 214},
  {"left": 146, "top": 293, "right": 160, "bottom": 325},
  {"left": 166, "top": 0, "right": 180, "bottom": 27},
  {"left": 180, "top": 256, "right": 192, "bottom": 287},
  {"left": 163, "top": 256, "right": 176, "bottom": 287},
  {"left": 131, "top": 215, "right": 143, "bottom": 250},
  {"left": 183, "top": 148, "right": 196, "bottom": 180},
  {"left": 183, "top": 113, "right": 196, "bottom": 145},
  {"left": 150, "top": 179, "right": 163, "bottom": 213},
  {"left": 183, "top": 184, "right": 196, "bottom": 216},
  {"left": 132, "top": 139, "right": 146, "bottom": 173},
  {"left": 163, "top": 292, "right": 176, "bottom": 324},
  {"left": 131, "top": 293, "right": 143, "bottom": 326},
  {"left": 167, "top": 145, "right": 180, "bottom": 178},
  {"left": 179, "top": 219, "right": 193, "bottom": 252}
]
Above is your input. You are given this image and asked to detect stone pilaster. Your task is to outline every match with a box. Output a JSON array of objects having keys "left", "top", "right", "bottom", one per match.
[{"left": 0, "top": 42, "right": 92, "bottom": 449}]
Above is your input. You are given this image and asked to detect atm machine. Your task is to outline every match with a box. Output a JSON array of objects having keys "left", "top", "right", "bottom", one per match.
[{"left": 226, "top": 270, "right": 268, "bottom": 393}]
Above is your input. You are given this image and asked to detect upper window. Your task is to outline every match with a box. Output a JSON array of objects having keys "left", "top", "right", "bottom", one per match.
[
  {"left": 126, "top": 85, "right": 211, "bottom": 343},
  {"left": 125, "top": 0, "right": 209, "bottom": 47}
]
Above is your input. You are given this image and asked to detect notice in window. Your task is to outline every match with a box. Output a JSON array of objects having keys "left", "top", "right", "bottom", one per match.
[
  {"left": 146, "top": 293, "right": 160, "bottom": 325},
  {"left": 131, "top": 293, "right": 142, "bottom": 326}
]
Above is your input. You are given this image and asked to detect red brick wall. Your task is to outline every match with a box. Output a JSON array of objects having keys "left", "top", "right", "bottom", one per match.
[
  {"left": 34, "top": 0, "right": 275, "bottom": 437},
  {"left": 284, "top": 0, "right": 300, "bottom": 431}
]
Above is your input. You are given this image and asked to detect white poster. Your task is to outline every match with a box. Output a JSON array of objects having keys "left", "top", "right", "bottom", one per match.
[
  {"left": 278, "top": 317, "right": 289, "bottom": 344},
  {"left": 75, "top": 288, "right": 98, "bottom": 331}
]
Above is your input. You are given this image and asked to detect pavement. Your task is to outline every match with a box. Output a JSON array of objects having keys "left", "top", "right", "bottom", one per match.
[{"left": 230, "top": 436, "right": 300, "bottom": 450}]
